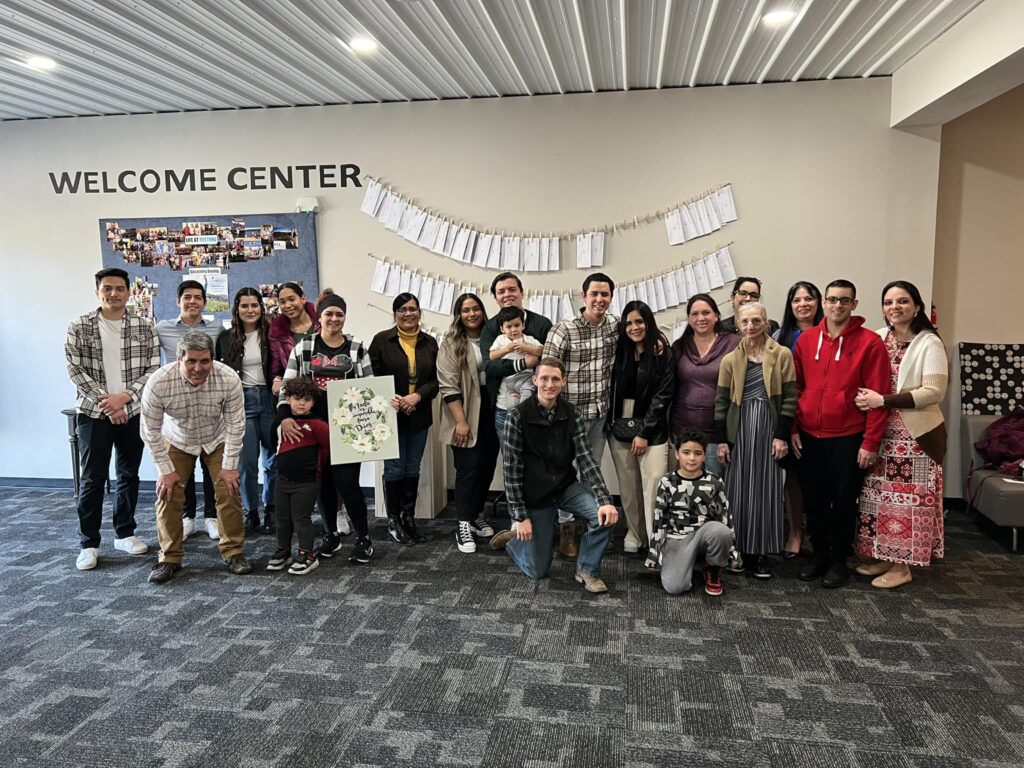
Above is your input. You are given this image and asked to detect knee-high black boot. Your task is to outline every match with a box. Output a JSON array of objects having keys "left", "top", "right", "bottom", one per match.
[
  {"left": 384, "top": 480, "right": 410, "bottom": 545},
  {"left": 400, "top": 475, "right": 426, "bottom": 543}
]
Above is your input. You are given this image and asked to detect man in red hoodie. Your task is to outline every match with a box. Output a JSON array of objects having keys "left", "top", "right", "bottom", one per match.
[{"left": 792, "top": 279, "right": 890, "bottom": 588}]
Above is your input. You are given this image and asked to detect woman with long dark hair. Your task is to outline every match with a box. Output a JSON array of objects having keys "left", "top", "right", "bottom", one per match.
[
  {"left": 269, "top": 281, "right": 318, "bottom": 395},
  {"left": 671, "top": 294, "right": 740, "bottom": 477},
  {"left": 369, "top": 293, "right": 440, "bottom": 546},
  {"left": 438, "top": 293, "right": 499, "bottom": 553},
  {"left": 607, "top": 300, "right": 675, "bottom": 553},
  {"left": 773, "top": 281, "right": 824, "bottom": 558},
  {"left": 216, "top": 287, "right": 277, "bottom": 534},
  {"left": 854, "top": 280, "right": 947, "bottom": 589}
]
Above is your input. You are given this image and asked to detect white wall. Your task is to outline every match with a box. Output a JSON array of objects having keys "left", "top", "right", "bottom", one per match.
[{"left": 0, "top": 77, "right": 940, "bottom": 481}]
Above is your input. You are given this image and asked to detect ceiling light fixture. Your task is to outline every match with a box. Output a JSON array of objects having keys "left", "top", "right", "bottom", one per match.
[
  {"left": 348, "top": 37, "right": 378, "bottom": 54},
  {"left": 23, "top": 55, "right": 57, "bottom": 71},
  {"left": 762, "top": 9, "right": 797, "bottom": 26}
]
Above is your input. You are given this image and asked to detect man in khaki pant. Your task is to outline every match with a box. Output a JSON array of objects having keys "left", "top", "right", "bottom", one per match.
[{"left": 140, "top": 330, "right": 250, "bottom": 583}]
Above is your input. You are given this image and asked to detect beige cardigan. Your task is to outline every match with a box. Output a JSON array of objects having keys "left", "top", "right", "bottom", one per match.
[
  {"left": 876, "top": 327, "right": 948, "bottom": 462},
  {"left": 436, "top": 335, "right": 484, "bottom": 448}
]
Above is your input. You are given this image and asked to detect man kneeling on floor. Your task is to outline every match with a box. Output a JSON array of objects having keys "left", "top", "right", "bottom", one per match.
[
  {"left": 489, "top": 357, "right": 618, "bottom": 593},
  {"left": 141, "top": 331, "right": 250, "bottom": 583}
]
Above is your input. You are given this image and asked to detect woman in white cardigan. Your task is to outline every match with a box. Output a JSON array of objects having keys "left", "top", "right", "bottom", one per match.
[{"left": 853, "top": 281, "right": 947, "bottom": 589}]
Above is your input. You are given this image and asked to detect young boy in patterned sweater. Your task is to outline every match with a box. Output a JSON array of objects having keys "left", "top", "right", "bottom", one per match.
[
  {"left": 268, "top": 377, "right": 331, "bottom": 575},
  {"left": 645, "top": 427, "right": 735, "bottom": 596}
]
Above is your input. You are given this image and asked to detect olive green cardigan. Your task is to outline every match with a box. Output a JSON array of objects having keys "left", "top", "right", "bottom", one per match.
[{"left": 713, "top": 338, "right": 797, "bottom": 444}]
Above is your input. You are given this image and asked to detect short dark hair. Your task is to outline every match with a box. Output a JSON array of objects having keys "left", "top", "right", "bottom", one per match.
[
  {"left": 282, "top": 376, "right": 320, "bottom": 401},
  {"left": 490, "top": 272, "right": 523, "bottom": 297},
  {"left": 496, "top": 306, "right": 525, "bottom": 328},
  {"left": 392, "top": 292, "right": 419, "bottom": 314},
  {"left": 731, "top": 276, "right": 762, "bottom": 295},
  {"left": 672, "top": 426, "right": 708, "bottom": 450},
  {"left": 94, "top": 267, "right": 130, "bottom": 290},
  {"left": 825, "top": 279, "right": 857, "bottom": 299},
  {"left": 583, "top": 272, "right": 615, "bottom": 295},
  {"left": 177, "top": 279, "right": 207, "bottom": 302},
  {"left": 535, "top": 357, "right": 565, "bottom": 376}
]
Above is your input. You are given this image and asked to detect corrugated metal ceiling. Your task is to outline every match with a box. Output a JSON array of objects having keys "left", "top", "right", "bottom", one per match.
[{"left": 0, "top": 0, "right": 984, "bottom": 120}]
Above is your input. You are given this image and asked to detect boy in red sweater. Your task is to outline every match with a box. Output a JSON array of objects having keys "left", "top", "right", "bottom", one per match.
[
  {"left": 269, "top": 377, "right": 331, "bottom": 575},
  {"left": 792, "top": 280, "right": 890, "bottom": 588}
]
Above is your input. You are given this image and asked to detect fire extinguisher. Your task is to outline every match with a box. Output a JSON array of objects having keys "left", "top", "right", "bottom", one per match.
[{"left": 931, "top": 304, "right": 938, "bottom": 329}]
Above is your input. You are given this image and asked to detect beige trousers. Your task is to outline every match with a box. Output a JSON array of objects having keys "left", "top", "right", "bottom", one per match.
[{"left": 607, "top": 438, "right": 669, "bottom": 547}]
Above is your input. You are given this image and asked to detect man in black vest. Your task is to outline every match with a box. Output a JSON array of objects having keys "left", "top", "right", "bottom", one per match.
[{"left": 489, "top": 358, "right": 618, "bottom": 593}]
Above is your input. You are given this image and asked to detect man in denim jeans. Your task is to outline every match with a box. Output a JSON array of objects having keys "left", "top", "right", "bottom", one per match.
[{"left": 489, "top": 358, "right": 618, "bottom": 593}]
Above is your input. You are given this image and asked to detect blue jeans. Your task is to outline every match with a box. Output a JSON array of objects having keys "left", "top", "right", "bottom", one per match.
[
  {"left": 241, "top": 386, "right": 277, "bottom": 513},
  {"left": 382, "top": 428, "right": 429, "bottom": 481},
  {"left": 506, "top": 482, "right": 611, "bottom": 579}
]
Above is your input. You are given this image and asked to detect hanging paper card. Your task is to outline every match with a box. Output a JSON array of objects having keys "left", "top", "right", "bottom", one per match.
[
  {"left": 409, "top": 272, "right": 422, "bottom": 297},
  {"left": 538, "top": 238, "right": 550, "bottom": 272},
  {"left": 548, "top": 237, "right": 560, "bottom": 271},
  {"left": 485, "top": 234, "right": 501, "bottom": 269},
  {"left": 440, "top": 281, "right": 456, "bottom": 315},
  {"left": 502, "top": 236, "right": 521, "bottom": 270},
  {"left": 696, "top": 199, "right": 714, "bottom": 234},
  {"left": 371, "top": 259, "right": 389, "bottom": 294},
  {"left": 643, "top": 278, "right": 660, "bottom": 312},
  {"left": 360, "top": 180, "right": 385, "bottom": 216},
  {"left": 385, "top": 199, "right": 408, "bottom": 233},
  {"left": 591, "top": 232, "right": 605, "bottom": 267},
  {"left": 703, "top": 196, "right": 722, "bottom": 231},
  {"left": 523, "top": 238, "right": 540, "bottom": 271},
  {"left": 399, "top": 206, "right": 427, "bottom": 242},
  {"left": 687, "top": 202, "right": 708, "bottom": 236},
  {"left": 672, "top": 320, "right": 687, "bottom": 343},
  {"left": 560, "top": 293, "right": 574, "bottom": 321},
  {"left": 624, "top": 283, "right": 637, "bottom": 304},
  {"left": 693, "top": 259, "right": 711, "bottom": 293},
  {"left": 529, "top": 294, "right": 545, "bottom": 316},
  {"left": 398, "top": 267, "right": 411, "bottom": 295},
  {"left": 576, "top": 233, "right": 592, "bottom": 269},
  {"left": 684, "top": 263, "right": 699, "bottom": 299},
  {"left": 662, "top": 273, "right": 679, "bottom": 307},
  {"left": 704, "top": 253, "right": 724, "bottom": 289},
  {"left": 383, "top": 265, "right": 401, "bottom": 297},
  {"left": 430, "top": 219, "right": 451, "bottom": 255},
  {"left": 441, "top": 224, "right": 459, "bottom": 258},
  {"left": 327, "top": 377, "right": 400, "bottom": 464},
  {"left": 376, "top": 192, "right": 396, "bottom": 225},
  {"left": 716, "top": 246, "right": 737, "bottom": 282},
  {"left": 679, "top": 206, "right": 699, "bottom": 240},
  {"left": 417, "top": 214, "right": 441, "bottom": 248},
  {"left": 653, "top": 276, "right": 668, "bottom": 310},
  {"left": 635, "top": 280, "right": 649, "bottom": 306},
  {"left": 542, "top": 294, "right": 554, "bottom": 323},
  {"left": 472, "top": 233, "right": 492, "bottom": 267},
  {"left": 672, "top": 268, "right": 688, "bottom": 302},
  {"left": 610, "top": 290, "right": 622, "bottom": 318},
  {"left": 419, "top": 276, "right": 435, "bottom": 310},
  {"left": 716, "top": 185, "right": 738, "bottom": 222},
  {"left": 665, "top": 209, "right": 686, "bottom": 246}
]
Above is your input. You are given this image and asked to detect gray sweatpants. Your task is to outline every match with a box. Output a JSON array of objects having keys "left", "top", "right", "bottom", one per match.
[{"left": 660, "top": 522, "right": 734, "bottom": 595}]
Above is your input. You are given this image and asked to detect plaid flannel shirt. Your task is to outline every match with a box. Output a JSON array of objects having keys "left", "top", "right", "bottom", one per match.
[
  {"left": 65, "top": 310, "right": 160, "bottom": 419},
  {"left": 278, "top": 332, "right": 371, "bottom": 404},
  {"left": 542, "top": 311, "right": 618, "bottom": 421},
  {"left": 503, "top": 400, "right": 613, "bottom": 521}
]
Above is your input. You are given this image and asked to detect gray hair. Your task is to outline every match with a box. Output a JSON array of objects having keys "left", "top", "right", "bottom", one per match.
[
  {"left": 176, "top": 330, "right": 215, "bottom": 359},
  {"left": 737, "top": 301, "right": 768, "bottom": 323}
]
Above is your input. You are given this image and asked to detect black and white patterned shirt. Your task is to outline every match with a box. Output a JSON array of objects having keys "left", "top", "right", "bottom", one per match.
[
  {"left": 65, "top": 310, "right": 160, "bottom": 419},
  {"left": 647, "top": 471, "right": 731, "bottom": 566},
  {"left": 542, "top": 311, "right": 618, "bottom": 421}
]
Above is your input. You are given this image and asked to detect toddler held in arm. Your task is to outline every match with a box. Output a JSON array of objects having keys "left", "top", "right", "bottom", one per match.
[{"left": 489, "top": 306, "right": 543, "bottom": 413}]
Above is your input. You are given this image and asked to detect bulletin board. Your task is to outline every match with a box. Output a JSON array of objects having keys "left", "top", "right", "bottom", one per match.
[{"left": 98, "top": 212, "right": 319, "bottom": 322}]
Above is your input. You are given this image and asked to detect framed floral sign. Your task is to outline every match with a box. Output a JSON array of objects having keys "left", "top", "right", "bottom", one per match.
[{"left": 326, "top": 376, "right": 400, "bottom": 463}]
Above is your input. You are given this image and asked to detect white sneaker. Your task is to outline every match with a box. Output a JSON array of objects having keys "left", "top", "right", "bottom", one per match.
[
  {"left": 182, "top": 518, "right": 196, "bottom": 537},
  {"left": 623, "top": 538, "right": 641, "bottom": 554},
  {"left": 206, "top": 518, "right": 220, "bottom": 540},
  {"left": 336, "top": 515, "right": 351, "bottom": 536},
  {"left": 76, "top": 548, "right": 98, "bottom": 570},
  {"left": 114, "top": 536, "right": 148, "bottom": 555}
]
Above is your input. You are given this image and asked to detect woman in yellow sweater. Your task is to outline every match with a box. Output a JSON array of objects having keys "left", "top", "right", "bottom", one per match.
[{"left": 854, "top": 281, "right": 947, "bottom": 589}]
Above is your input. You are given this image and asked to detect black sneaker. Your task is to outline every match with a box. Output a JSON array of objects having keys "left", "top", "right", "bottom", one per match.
[
  {"left": 469, "top": 515, "right": 494, "bottom": 538},
  {"left": 456, "top": 521, "right": 476, "bottom": 553},
  {"left": 288, "top": 550, "right": 319, "bottom": 575},
  {"left": 266, "top": 547, "right": 292, "bottom": 571},
  {"left": 349, "top": 537, "right": 373, "bottom": 565},
  {"left": 316, "top": 532, "right": 344, "bottom": 558},
  {"left": 753, "top": 555, "right": 772, "bottom": 580}
]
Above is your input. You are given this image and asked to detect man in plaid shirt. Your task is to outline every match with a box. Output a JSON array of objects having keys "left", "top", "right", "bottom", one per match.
[
  {"left": 542, "top": 272, "right": 619, "bottom": 558},
  {"left": 488, "top": 359, "right": 619, "bottom": 593},
  {"left": 65, "top": 268, "right": 160, "bottom": 571}
]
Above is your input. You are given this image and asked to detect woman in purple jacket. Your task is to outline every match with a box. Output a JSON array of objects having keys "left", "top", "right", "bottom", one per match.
[
  {"left": 670, "top": 293, "right": 740, "bottom": 477},
  {"left": 268, "top": 282, "right": 319, "bottom": 396}
]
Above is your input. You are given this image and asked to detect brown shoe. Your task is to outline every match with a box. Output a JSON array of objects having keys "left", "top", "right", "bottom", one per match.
[
  {"left": 224, "top": 554, "right": 252, "bottom": 574},
  {"left": 574, "top": 569, "right": 608, "bottom": 594},
  {"left": 488, "top": 529, "right": 515, "bottom": 551},
  {"left": 559, "top": 522, "right": 578, "bottom": 559},
  {"left": 148, "top": 561, "right": 180, "bottom": 584}
]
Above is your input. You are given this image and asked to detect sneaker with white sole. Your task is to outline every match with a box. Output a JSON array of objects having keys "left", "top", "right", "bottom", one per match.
[
  {"left": 622, "top": 538, "right": 641, "bottom": 554},
  {"left": 206, "top": 518, "right": 220, "bottom": 540},
  {"left": 469, "top": 516, "right": 494, "bottom": 538},
  {"left": 182, "top": 518, "right": 196, "bottom": 538},
  {"left": 266, "top": 547, "right": 293, "bottom": 571},
  {"left": 288, "top": 551, "right": 320, "bottom": 575},
  {"left": 113, "top": 536, "right": 148, "bottom": 555},
  {"left": 76, "top": 548, "right": 98, "bottom": 570},
  {"left": 456, "top": 521, "right": 477, "bottom": 553}
]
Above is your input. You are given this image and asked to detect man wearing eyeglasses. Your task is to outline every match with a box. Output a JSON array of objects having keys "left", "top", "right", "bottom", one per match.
[
  {"left": 721, "top": 277, "right": 779, "bottom": 336},
  {"left": 790, "top": 279, "right": 889, "bottom": 588}
]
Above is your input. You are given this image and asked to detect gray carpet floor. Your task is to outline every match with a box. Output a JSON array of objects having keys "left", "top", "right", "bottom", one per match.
[{"left": 2, "top": 487, "right": 1024, "bottom": 767}]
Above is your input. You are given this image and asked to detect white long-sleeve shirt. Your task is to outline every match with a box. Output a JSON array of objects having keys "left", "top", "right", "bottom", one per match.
[{"left": 140, "top": 360, "right": 245, "bottom": 475}]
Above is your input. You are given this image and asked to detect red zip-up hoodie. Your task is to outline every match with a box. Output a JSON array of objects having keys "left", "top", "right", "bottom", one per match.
[{"left": 792, "top": 316, "right": 891, "bottom": 452}]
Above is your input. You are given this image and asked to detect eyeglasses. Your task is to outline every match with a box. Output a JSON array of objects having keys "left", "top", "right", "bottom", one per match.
[
  {"left": 824, "top": 296, "right": 854, "bottom": 306},
  {"left": 735, "top": 289, "right": 760, "bottom": 300},
  {"left": 397, "top": 307, "right": 421, "bottom": 315}
]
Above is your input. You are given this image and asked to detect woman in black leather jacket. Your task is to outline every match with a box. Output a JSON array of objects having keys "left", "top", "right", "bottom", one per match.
[{"left": 606, "top": 300, "right": 676, "bottom": 554}]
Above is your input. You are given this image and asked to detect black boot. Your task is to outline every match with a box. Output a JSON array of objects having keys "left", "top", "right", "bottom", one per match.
[
  {"left": 400, "top": 476, "right": 426, "bottom": 543},
  {"left": 384, "top": 480, "right": 410, "bottom": 545},
  {"left": 261, "top": 505, "right": 276, "bottom": 535},
  {"left": 244, "top": 510, "right": 261, "bottom": 534}
]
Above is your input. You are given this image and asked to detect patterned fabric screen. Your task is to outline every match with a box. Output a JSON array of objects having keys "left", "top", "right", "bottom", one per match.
[{"left": 959, "top": 343, "right": 1024, "bottom": 415}]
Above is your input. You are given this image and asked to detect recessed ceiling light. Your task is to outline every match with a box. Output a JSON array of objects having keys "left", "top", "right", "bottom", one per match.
[
  {"left": 762, "top": 9, "right": 797, "bottom": 26},
  {"left": 23, "top": 55, "right": 57, "bottom": 71},
  {"left": 349, "top": 37, "right": 378, "bottom": 54}
]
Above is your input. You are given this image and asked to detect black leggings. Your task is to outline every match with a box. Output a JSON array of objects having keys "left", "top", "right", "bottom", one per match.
[{"left": 318, "top": 462, "right": 369, "bottom": 539}]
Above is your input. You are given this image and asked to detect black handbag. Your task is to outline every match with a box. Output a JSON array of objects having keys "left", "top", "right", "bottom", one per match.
[{"left": 611, "top": 416, "right": 641, "bottom": 442}]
